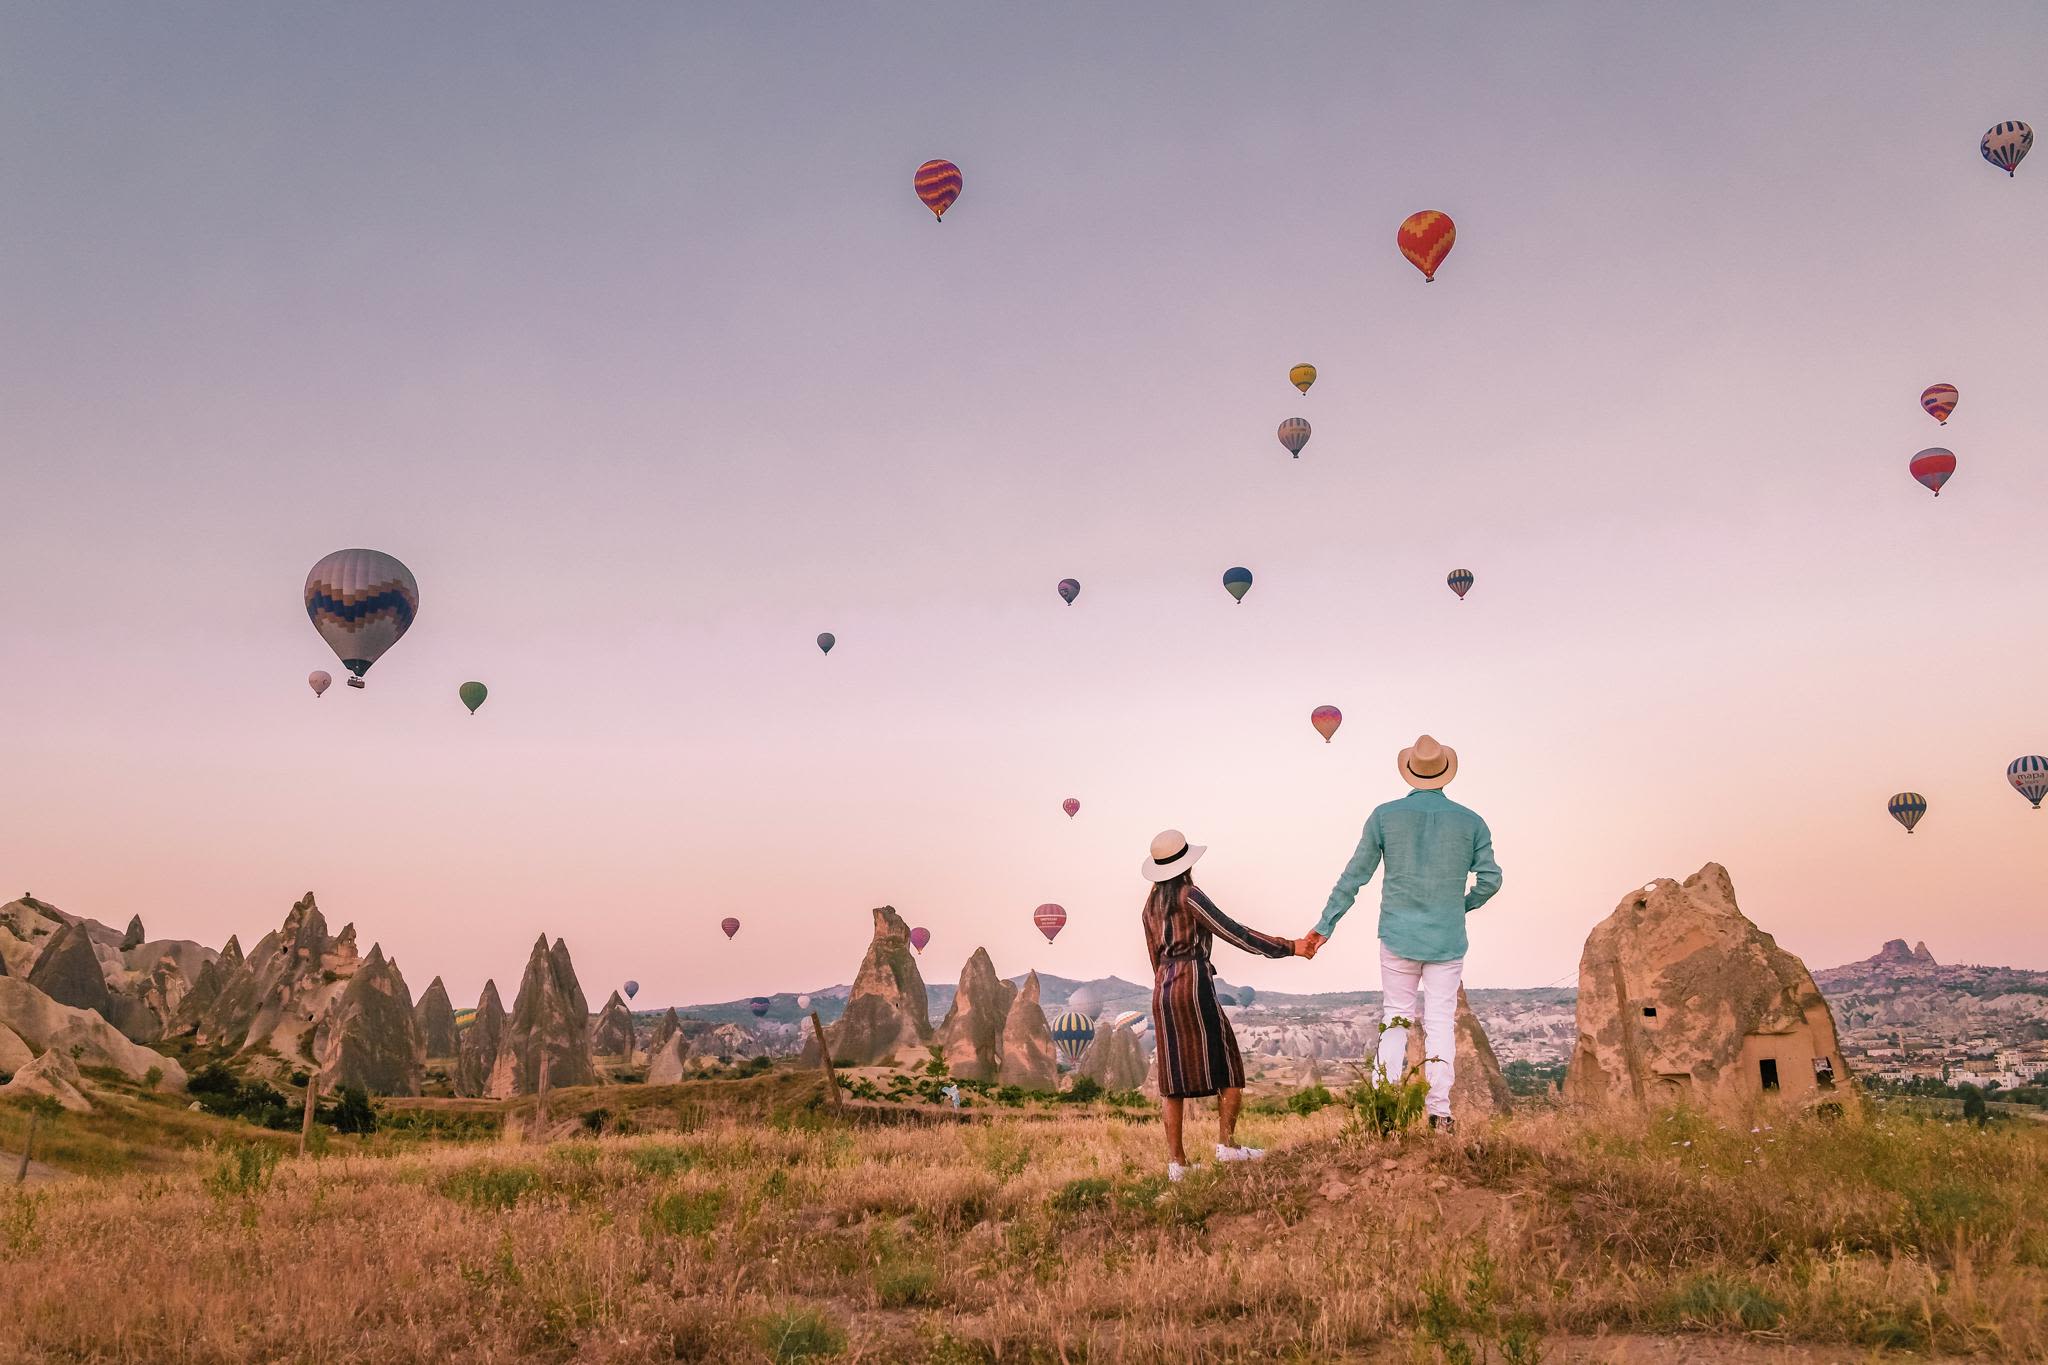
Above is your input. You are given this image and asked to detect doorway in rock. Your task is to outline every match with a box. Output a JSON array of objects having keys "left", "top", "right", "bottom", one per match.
[{"left": 1759, "top": 1058, "right": 1779, "bottom": 1090}]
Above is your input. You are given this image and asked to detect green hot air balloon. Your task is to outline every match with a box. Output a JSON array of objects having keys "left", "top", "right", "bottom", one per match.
[
  {"left": 1222, "top": 567, "right": 1253, "bottom": 603},
  {"left": 459, "top": 681, "right": 488, "bottom": 714}
]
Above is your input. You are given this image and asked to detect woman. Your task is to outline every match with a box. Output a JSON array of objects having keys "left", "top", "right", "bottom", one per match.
[{"left": 1141, "top": 828, "right": 1303, "bottom": 1181}]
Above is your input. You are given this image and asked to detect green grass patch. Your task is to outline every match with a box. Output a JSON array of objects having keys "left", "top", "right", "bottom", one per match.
[{"left": 439, "top": 1162, "right": 542, "bottom": 1210}]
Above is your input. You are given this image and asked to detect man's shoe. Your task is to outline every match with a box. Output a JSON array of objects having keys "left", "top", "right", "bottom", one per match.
[
  {"left": 1216, "top": 1144, "right": 1265, "bottom": 1162},
  {"left": 1428, "top": 1115, "right": 1457, "bottom": 1135}
]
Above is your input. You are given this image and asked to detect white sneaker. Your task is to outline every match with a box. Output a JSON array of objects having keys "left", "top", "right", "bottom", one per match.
[
  {"left": 1168, "top": 1162, "right": 1193, "bottom": 1182},
  {"left": 1216, "top": 1144, "right": 1265, "bottom": 1162}
]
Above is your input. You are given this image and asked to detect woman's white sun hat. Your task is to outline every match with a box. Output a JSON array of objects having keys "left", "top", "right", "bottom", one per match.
[
  {"left": 1397, "top": 734, "right": 1458, "bottom": 790},
  {"left": 1141, "top": 828, "right": 1206, "bottom": 881}
]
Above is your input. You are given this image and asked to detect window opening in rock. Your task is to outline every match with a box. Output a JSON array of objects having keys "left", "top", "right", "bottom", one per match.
[
  {"left": 1641, "top": 1006, "right": 1657, "bottom": 1018},
  {"left": 1758, "top": 1058, "right": 1779, "bottom": 1090},
  {"left": 1812, "top": 1056, "right": 1835, "bottom": 1089}
]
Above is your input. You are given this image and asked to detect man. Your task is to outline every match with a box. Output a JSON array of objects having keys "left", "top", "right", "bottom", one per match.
[{"left": 1300, "top": 734, "right": 1501, "bottom": 1132}]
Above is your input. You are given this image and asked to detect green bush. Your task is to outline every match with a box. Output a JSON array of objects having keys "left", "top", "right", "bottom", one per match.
[
  {"left": 1286, "top": 1083, "right": 1335, "bottom": 1116},
  {"left": 1049, "top": 1176, "right": 1113, "bottom": 1214},
  {"left": 187, "top": 1064, "right": 295, "bottom": 1130},
  {"left": 440, "top": 1163, "right": 542, "bottom": 1210},
  {"left": 1059, "top": 1076, "right": 1103, "bottom": 1104},
  {"left": 752, "top": 1306, "right": 844, "bottom": 1362},
  {"left": 874, "top": 1258, "right": 939, "bottom": 1307},
  {"left": 647, "top": 1187, "right": 724, "bottom": 1238},
  {"left": 323, "top": 1086, "right": 377, "bottom": 1135}
]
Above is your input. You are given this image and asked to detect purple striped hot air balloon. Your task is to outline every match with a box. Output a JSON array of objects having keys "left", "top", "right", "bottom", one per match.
[
  {"left": 1920, "top": 384, "right": 1958, "bottom": 425},
  {"left": 915, "top": 159, "right": 962, "bottom": 220},
  {"left": 1310, "top": 705, "right": 1342, "bottom": 743},
  {"left": 909, "top": 926, "right": 931, "bottom": 954}
]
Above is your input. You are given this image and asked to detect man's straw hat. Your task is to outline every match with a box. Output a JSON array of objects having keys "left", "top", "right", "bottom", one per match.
[{"left": 1397, "top": 735, "right": 1458, "bottom": 790}]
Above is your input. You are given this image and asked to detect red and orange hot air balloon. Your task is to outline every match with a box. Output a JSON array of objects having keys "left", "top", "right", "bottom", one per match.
[
  {"left": 1398, "top": 211, "right": 1456, "bottom": 282},
  {"left": 915, "top": 159, "right": 962, "bottom": 222},
  {"left": 1310, "top": 705, "right": 1343, "bottom": 743},
  {"left": 1910, "top": 448, "right": 1956, "bottom": 497},
  {"left": 1920, "top": 384, "right": 1958, "bottom": 425},
  {"left": 1033, "top": 903, "right": 1067, "bottom": 943}
]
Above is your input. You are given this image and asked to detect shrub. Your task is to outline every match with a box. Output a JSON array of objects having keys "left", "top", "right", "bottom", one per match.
[
  {"left": 1049, "top": 1176, "right": 1112, "bottom": 1214},
  {"left": 1960, "top": 1085, "right": 1989, "bottom": 1125},
  {"left": 1664, "top": 1273, "right": 1785, "bottom": 1331},
  {"left": 440, "top": 1163, "right": 542, "bottom": 1210},
  {"left": 1059, "top": 1076, "right": 1103, "bottom": 1104},
  {"left": 188, "top": 1065, "right": 295, "bottom": 1130},
  {"left": 205, "top": 1143, "right": 281, "bottom": 1199},
  {"left": 647, "top": 1188, "right": 724, "bottom": 1238},
  {"left": 1286, "top": 1083, "right": 1335, "bottom": 1116},
  {"left": 323, "top": 1086, "right": 377, "bottom": 1135},
  {"left": 142, "top": 1065, "right": 163, "bottom": 1090},
  {"left": 752, "top": 1306, "right": 844, "bottom": 1362},
  {"left": 875, "top": 1257, "right": 939, "bottom": 1307}
]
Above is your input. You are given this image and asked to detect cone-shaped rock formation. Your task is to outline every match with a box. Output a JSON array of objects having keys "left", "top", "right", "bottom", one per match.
[
  {"left": 934, "top": 947, "right": 1015, "bottom": 1081},
  {"left": 1403, "top": 986, "right": 1512, "bottom": 1123},
  {"left": 487, "top": 936, "right": 596, "bottom": 1096},
  {"left": 1076, "top": 1019, "right": 1147, "bottom": 1092},
  {"left": 26, "top": 921, "right": 112, "bottom": 1020},
  {"left": 315, "top": 945, "right": 423, "bottom": 1096},
  {"left": 455, "top": 980, "right": 507, "bottom": 1098},
  {"left": 802, "top": 907, "right": 931, "bottom": 1068},
  {"left": 415, "top": 976, "right": 460, "bottom": 1058},
  {"left": 592, "top": 990, "right": 635, "bottom": 1058},
  {"left": 998, "top": 971, "right": 1058, "bottom": 1091}
]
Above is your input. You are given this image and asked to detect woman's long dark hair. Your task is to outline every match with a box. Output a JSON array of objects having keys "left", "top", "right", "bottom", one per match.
[{"left": 1144, "top": 870, "right": 1193, "bottom": 917}]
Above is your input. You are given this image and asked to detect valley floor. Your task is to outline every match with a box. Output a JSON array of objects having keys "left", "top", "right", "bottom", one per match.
[{"left": 2, "top": 1074, "right": 2044, "bottom": 1363}]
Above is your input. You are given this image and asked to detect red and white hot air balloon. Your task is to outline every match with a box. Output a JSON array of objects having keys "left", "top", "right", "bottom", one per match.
[
  {"left": 1062, "top": 798, "right": 1080, "bottom": 818},
  {"left": 1910, "top": 448, "right": 1956, "bottom": 497},
  {"left": 1033, "top": 903, "right": 1067, "bottom": 943}
]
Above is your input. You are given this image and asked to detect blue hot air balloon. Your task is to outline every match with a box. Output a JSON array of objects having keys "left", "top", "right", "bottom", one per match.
[
  {"left": 1222, "top": 567, "right": 1253, "bottom": 603},
  {"left": 623, "top": 980, "right": 639, "bottom": 1000},
  {"left": 2008, "top": 756, "right": 2048, "bottom": 809},
  {"left": 1887, "top": 792, "right": 1926, "bottom": 834},
  {"left": 305, "top": 549, "right": 419, "bottom": 689},
  {"left": 816, "top": 633, "right": 835, "bottom": 655},
  {"left": 1050, "top": 1009, "right": 1095, "bottom": 1064}
]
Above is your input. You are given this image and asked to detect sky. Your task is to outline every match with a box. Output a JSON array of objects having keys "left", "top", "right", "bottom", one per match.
[{"left": 4, "top": 4, "right": 2047, "bottom": 1010}]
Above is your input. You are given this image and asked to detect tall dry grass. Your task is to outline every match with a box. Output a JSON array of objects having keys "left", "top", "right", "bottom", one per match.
[{"left": 1, "top": 1085, "right": 2043, "bottom": 1363}]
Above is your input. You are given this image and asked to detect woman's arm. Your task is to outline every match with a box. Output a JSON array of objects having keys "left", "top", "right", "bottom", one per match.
[{"left": 1187, "top": 887, "right": 1296, "bottom": 959}]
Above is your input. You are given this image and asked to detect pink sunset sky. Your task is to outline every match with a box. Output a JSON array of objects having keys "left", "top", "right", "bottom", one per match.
[{"left": 5, "top": 5, "right": 2046, "bottom": 1009}]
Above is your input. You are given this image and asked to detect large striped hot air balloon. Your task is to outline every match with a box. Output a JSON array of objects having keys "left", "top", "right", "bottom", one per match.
[
  {"left": 1398, "top": 210, "right": 1457, "bottom": 281},
  {"left": 308, "top": 670, "right": 331, "bottom": 699},
  {"left": 1921, "top": 384, "right": 1958, "bottom": 425},
  {"left": 1982, "top": 122, "right": 2033, "bottom": 177},
  {"left": 1050, "top": 1010, "right": 1095, "bottom": 1064},
  {"left": 1910, "top": 448, "right": 1956, "bottom": 497},
  {"left": 1033, "top": 902, "right": 1067, "bottom": 943},
  {"left": 2008, "top": 756, "right": 2048, "bottom": 809},
  {"left": 1887, "top": 792, "right": 1926, "bottom": 834},
  {"left": 1110, "top": 1010, "right": 1145, "bottom": 1031},
  {"left": 1223, "top": 567, "right": 1253, "bottom": 603},
  {"left": 1289, "top": 363, "right": 1317, "bottom": 395},
  {"left": 1058, "top": 578, "right": 1080, "bottom": 605},
  {"left": 1311, "top": 705, "right": 1342, "bottom": 743},
  {"left": 1447, "top": 569, "right": 1474, "bottom": 600},
  {"left": 1278, "top": 418, "right": 1311, "bottom": 458},
  {"left": 914, "top": 159, "right": 963, "bottom": 220},
  {"left": 305, "top": 549, "right": 419, "bottom": 689}
]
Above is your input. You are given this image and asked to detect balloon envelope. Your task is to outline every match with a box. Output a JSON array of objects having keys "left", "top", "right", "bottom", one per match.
[
  {"left": 1447, "top": 569, "right": 1474, "bottom": 600},
  {"left": 623, "top": 980, "right": 639, "bottom": 999},
  {"left": 1057, "top": 578, "right": 1080, "bottom": 605},
  {"left": 1887, "top": 792, "right": 1926, "bottom": 834},
  {"left": 797, "top": 993, "right": 811, "bottom": 1010},
  {"left": 817, "top": 632, "right": 835, "bottom": 654},
  {"left": 2008, "top": 756, "right": 2048, "bottom": 809},
  {"left": 749, "top": 996, "right": 771, "bottom": 1018},
  {"left": 1277, "top": 418, "right": 1311, "bottom": 458},
  {"left": 1050, "top": 1010, "right": 1095, "bottom": 1064},
  {"left": 308, "top": 670, "right": 331, "bottom": 698},
  {"left": 1110, "top": 1010, "right": 1145, "bottom": 1030},
  {"left": 720, "top": 917, "right": 741, "bottom": 939},
  {"left": 1910, "top": 448, "right": 1956, "bottom": 497},
  {"left": 1223, "top": 566, "right": 1253, "bottom": 602},
  {"left": 915, "top": 159, "right": 962, "bottom": 219},
  {"left": 1982, "top": 122, "right": 2033, "bottom": 176},
  {"left": 305, "top": 549, "right": 419, "bottom": 687},
  {"left": 1033, "top": 903, "right": 1067, "bottom": 943},
  {"left": 1311, "top": 705, "right": 1342, "bottom": 743},
  {"left": 1398, "top": 210, "right": 1457, "bottom": 281},
  {"left": 1920, "top": 384, "right": 1958, "bottom": 425},
  {"left": 909, "top": 926, "right": 931, "bottom": 953},
  {"left": 459, "top": 681, "right": 487, "bottom": 714},
  {"left": 1289, "top": 363, "right": 1317, "bottom": 395},
  {"left": 1062, "top": 797, "right": 1080, "bottom": 818}
]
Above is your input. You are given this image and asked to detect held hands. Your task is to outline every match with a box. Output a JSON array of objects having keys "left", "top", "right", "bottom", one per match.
[{"left": 1295, "top": 931, "right": 1327, "bottom": 959}]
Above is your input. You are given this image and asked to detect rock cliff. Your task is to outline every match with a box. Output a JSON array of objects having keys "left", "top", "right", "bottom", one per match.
[
  {"left": 454, "top": 980, "right": 507, "bottom": 1098},
  {"left": 316, "top": 945, "right": 424, "bottom": 1096},
  {"left": 1075, "top": 1019, "right": 1147, "bottom": 1092},
  {"left": 0, "top": 978, "right": 185, "bottom": 1089},
  {"left": 802, "top": 907, "right": 931, "bottom": 1068},
  {"left": 415, "top": 976, "right": 460, "bottom": 1058},
  {"left": 486, "top": 936, "right": 596, "bottom": 1095},
  {"left": 933, "top": 948, "right": 1015, "bottom": 1081},
  {"left": 183, "top": 893, "right": 360, "bottom": 1067},
  {"left": 998, "top": 971, "right": 1057, "bottom": 1091}
]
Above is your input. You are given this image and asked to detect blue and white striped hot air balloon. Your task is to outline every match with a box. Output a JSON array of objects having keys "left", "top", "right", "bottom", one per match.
[
  {"left": 1050, "top": 1009, "right": 1095, "bottom": 1064},
  {"left": 1887, "top": 792, "right": 1926, "bottom": 834},
  {"left": 1982, "top": 122, "right": 2033, "bottom": 177},
  {"left": 2008, "top": 756, "right": 2048, "bottom": 809},
  {"left": 1447, "top": 569, "right": 1474, "bottom": 600},
  {"left": 305, "top": 549, "right": 419, "bottom": 689}
]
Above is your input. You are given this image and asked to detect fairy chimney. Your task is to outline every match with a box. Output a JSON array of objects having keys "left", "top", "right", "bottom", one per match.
[
  {"left": 801, "top": 907, "right": 931, "bottom": 1068},
  {"left": 933, "top": 947, "right": 1015, "bottom": 1081},
  {"left": 998, "top": 971, "right": 1058, "bottom": 1091},
  {"left": 1402, "top": 986, "right": 1512, "bottom": 1123}
]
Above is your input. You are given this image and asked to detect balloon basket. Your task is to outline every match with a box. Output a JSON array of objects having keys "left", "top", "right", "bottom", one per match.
[{"left": 346, "top": 677, "right": 366, "bottom": 689}]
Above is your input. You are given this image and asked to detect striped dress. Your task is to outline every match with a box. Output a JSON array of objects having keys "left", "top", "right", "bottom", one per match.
[{"left": 1144, "top": 881, "right": 1296, "bottom": 1099}]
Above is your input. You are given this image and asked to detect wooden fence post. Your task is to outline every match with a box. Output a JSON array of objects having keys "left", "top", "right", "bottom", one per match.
[
  {"left": 810, "top": 1012, "right": 843, "bottom": 1113},
  {"left": 534, "top": 1052, "right": 551, "bottom": 1141},
  {"left": 14, "top": 1110, "right": 40, "bottom": 1186},
  {"left": 299, "top": 1072, "right": 321, "bottom": 1157}
]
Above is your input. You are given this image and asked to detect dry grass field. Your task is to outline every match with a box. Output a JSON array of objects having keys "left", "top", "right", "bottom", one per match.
[{"left": 3, "top": 1071, "right": 2045, "bottom": 1363}]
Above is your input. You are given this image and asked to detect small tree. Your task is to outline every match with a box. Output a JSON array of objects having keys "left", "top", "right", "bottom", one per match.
[
  {"left": 324, "top": 1086, "right": 377, "bottom": 1135},
  {"left": 1959, "top": 1084, "right": 1989, "bottom": 1127}
]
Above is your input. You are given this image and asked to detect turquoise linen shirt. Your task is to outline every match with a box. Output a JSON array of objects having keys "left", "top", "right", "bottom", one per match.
[{"left": 1314, "top": 788, "right": 1502, "bottom": 962}]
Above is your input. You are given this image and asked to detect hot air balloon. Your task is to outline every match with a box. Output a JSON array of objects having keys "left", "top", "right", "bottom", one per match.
[
  {"left": 1921, "top": 384, "right": 1958, "bottom": 425},
  {"left": 1223, "top": 567, "right": 1253, "bottom": 603},
  {"left": 1062, "top": 798, "right": 1080, "bottom": 818},
  {"left": 721, "top": 917, "right": 741, "bottom": 939},
  {"left": 915, "top": 159, "right": 962, "bottom": 220},
  {"left": 797, "top": 993, "right": 811, "bottom": 1011},
  {"left": 459, "top": 681, "right": 487, "bottom": 715},
  {"left": 1033, "top": 903, "right": 1067, "bottom": 943},
  {"left": 749, "top": 996, "right": 771, "bottom": 1018},
  {"left": 305, "top": 549, "right": 419, "bottom": 688},
  {"left": 1058, "top": 578, "right": 1080, "bottom": 605},
  {"left": 1398, "top": 210, "right": 1456, "bottom": 281},
  {"left": 1236, "top": 985, "right": 1256, "bottom": 1007},
  {"left": 1887, "top": 792, "right": 1926, "bottom": 834},
  {"left": 1982, "top": 122, "right": 2033, "bottom": 177},
  {"left": 1289, "top": 363, "right": 1317, "bottom": 395},
  {"left": 1050, "top": 1010, "right": 1095, "bottom": 1064},
  {"left": 1447, "top": 569, "right": 1474, "bottom": 600},
  {"left": 1910, "top": 448, "right": 1956, "bottom": 497},
  {"left": 2008, "top": 756, "right": 2048, "bottom": 809},
  {"left": 623, "top": 980, "right": 639, "bottom": 1000},
  {"left": 817, "top": 632, "right": 835, "bottom": 655},
  {"left": 1067, "top": 985, "right": 1102, "bottom": 1017},
  {"left": 308, "top": 670, "right": 331, "bottom": 699},
  {"left": 1217, "top": 993, "right": 1238, "bottom": 1008},
  {"left": 1110, "top": 1010, "right": 1145, "bottom": 1031},
  {"left": 1278, "top": 418, "right": 1311, "bottom": 458},
  {"left": 1311, "top": 705, "right": 1342, "bottom": 743},
  {"left": 909, "top": 926, "right": 931, "bottom": 954}
]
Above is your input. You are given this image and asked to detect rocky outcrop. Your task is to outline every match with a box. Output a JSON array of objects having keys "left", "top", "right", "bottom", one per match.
[
  {"left": 415, "top": 977, "right": 459, "bottom": 1058},
  {"left": 3, "top": 1047, "right": 93, "bottom": 1111},
  {"left": 592, "top": 991, "right": 635, "bottom": 1058},
  {"left": 650, "top": 1007, "right": 684, "bottom": 1054},
  {"left": 934, "top": 948, "right": 1015, "bottom": 1082},
  {"left": 455, "top": 980, "right": 507, "bottom": 1098},
  {"left": 645, "top": 1030, "right": 691, "bottom": 1084},
  {"left": 486, "top": 937, "right": 596, "bottom": 1096},
  {"left": 802, "top": 907, "right": 931, "bottom": 1068},
  {"left": 1564, "top": 863, "right": 1851, "bottom": 1113},
  {"left": 1076, "top": 1019, "right": 1147, "bottom": 1092},
  {"left": 184, "top": 894, "right": 360, "bottom": 1067},
  {"left": 0, "top": 978, "right": 185, "bottom": 1089},
  {"left": 316, "top": 946, "right": 423, "bottom": 1096},
  {"left": 0, "top": 1021, "right": 32, "bottom": 1074},
  {"left": 998, "top": 971, "right": 1058, "bottom": 1091},
  {"left": 1403, "top": 986, "right": 1512, "bottom": 1124},
  {"left": 121, "top": 916, "right": 146, "bottom": 951},
  {"left": 26, "top": 921, "right": 113, "bottom": 1021}
]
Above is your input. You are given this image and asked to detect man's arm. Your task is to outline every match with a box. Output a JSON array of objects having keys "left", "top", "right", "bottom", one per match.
[
  {"left": 1312, "top": 813, "right": 1384, "bottom": 940},
  {"left": 1465, "top": 817, "right": 1502, "bottom": 912}
]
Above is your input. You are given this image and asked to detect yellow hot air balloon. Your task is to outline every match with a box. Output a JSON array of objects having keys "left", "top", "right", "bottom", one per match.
[{"left": 1289, "top": 363, "right": 1316, "bottom": 395}]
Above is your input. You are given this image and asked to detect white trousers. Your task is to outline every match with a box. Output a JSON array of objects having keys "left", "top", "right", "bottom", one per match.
[{"left": 1375, "top": 942, "right": 1464, "bottom": 1118}]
